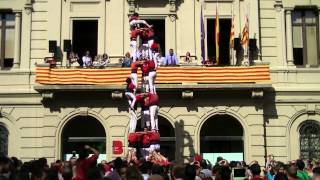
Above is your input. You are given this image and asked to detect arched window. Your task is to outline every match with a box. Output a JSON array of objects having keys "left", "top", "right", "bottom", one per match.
[
  {"left": 299, "top": 121, "right": 320, "bottom": 159},
  {"left": 200, "top": 115, "right": 244, "bottom": 163},
  {"left": 61, "top": 116, "right": 106, "bottom": 161},
  {"left": 0, "top": 125, "right": 8, "bottom": 156}
]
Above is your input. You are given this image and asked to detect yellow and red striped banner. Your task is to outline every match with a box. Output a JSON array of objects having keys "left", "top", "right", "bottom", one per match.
[{"left": 35, "top": 66, "right": 271, "bottom": 85}]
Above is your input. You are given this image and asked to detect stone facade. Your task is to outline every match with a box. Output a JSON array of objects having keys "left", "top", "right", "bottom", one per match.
[{"left": 0, "top": 0, "right": 320, "bottom": 164}]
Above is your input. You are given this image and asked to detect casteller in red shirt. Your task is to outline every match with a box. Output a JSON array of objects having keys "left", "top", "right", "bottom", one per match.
[
  {"left": 72, "top": 145, "right": 99, "bottom": 180},
  {"left": 130, "top": 29, "right": 140, "bottom": 40},
  {"left": 146, "top": 60, "right": 156, "bottom": 71},
  {"left": 144, "top": 93, "right": 159, "bottom": 106},
  {"left": 141, "top": 61, "right": 150, "bottom": 76}
]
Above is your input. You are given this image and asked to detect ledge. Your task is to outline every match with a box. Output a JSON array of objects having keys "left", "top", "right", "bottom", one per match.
[{"left": 34, "top": 83, "right": 272, "bottom": 92}]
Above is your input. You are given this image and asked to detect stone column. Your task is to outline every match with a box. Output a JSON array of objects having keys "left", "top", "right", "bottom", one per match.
[
  {"left": 275, "top": 1, "right": 285, "bottom": 66},
  {"left": 13, "top": 12, "right": 21, "bottom": 68},
  {"left": 285, "top": 10, "right": 294, "bottom": 66}
]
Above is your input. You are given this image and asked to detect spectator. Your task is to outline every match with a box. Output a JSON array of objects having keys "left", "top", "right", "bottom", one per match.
[
  {"left": 171, "top": 164, "right": 185, "bottom": 180},
  {"left": 250, "top": 163, "right": 264, "bottom": 180},
  {"left": 216, "top": 165, "right": 231, "bottom": 180},
  {"left": 106, "top": 157, "right": 123, "bottom": 180},
  {"left": 312, "top": 167, "right": 320, "bottom": 180},
  {"left": 201, "top": 159, "right": 212, "bottom": 179},
  {"left": 165, "top": 49, "right": 179, "bottom": 66},
  {"left": 62, "top": 161, "right": 73, "bottom": 180},
  {"left": 0, "top": 156, "right": 12, "bottom": 180},
  {"left": 92, "top": 55, "right": 99, "bottom": 67},
  {"left": 73, "top": 145, "right": 99, "bottom": 180},
  {"left": 69, "top": 52, "right": 80, "bottom": 67},
  {"left": 118, "top": 166, "right": 127, "bottom": 180},
  {"left": 126, "top": 165, "right": 143, "bottom": 180},
  {"left": 184, "top": 164, "right": 196, "bottom": 180},
  {"left": 296, "top": 159, "right": 310, "bottom": 180},
  {"left": 216, "top": 157, "right": 224, "bottom": 165},
  {"left": 122, "top": 52, "right": 133, "bottom": 67},
  {"left": 287, "top": 165, "right": 299, "bottom": 180},
  {"left": 140, "top": 160, "right": 152, "bottom": 180},
  {"left": 148, "top": 174, "right": 164, "bottom": 180},
  {"left": 82, "top": 50, "right": 92, "bottom": 68},
  {"left": 184, "top": 52, "right": 192, "bottom": 63},
  {"left": 212, "top": 164, "right": 220, "bottom": 179},
  {"left": 102, "top": 53, "right": 110, "bottom": 66},
  {"left": 159, "top": 56, "right": 166, "bottom": 66},
  {"left": 274, "top": 173, "right": 288, "bottom": 180},
  {"left": 93, "top": 55, "right": 107, "bottom": 68}
]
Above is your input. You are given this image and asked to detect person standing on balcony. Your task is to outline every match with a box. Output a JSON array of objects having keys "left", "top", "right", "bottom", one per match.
[
  {"left": 82, "top": 50, "right": 92, "bottom": 68},
  {"left": 165, "top": 49, "right": 179, "bottom": 66},
  {"left": 184, "top": 51, "right": 192, "bottom": 63},
  {"left": 69, "top": 52, "right": 80, "bottom": 67},
  {"left": 122, "top": 52, "right": 133, "bottom": 67}
]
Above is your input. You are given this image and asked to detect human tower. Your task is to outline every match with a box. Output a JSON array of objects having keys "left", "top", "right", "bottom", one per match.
[{"left": 124, "top": 13, "right": 168, "bottom": 165}]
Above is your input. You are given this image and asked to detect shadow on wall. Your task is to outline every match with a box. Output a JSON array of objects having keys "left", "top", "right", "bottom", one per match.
[
  {"left": 175, "top": 120, "right": 195, "bottom": 163},
  {"left": 41, "top": 91, "right": 129, "bottom": 113},
  {"left": 263, "top": 91, "right": 278, "bottom": 164}
]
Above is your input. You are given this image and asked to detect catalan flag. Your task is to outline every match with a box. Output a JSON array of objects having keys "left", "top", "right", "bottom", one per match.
[
  {"left": 230, "top": 15, "right": 235, "bottom": 49},
  {"left": 241, "top": 15, "right": 249, "bottom": 46},
  {"left": 215, "top": 5, "right": 220, "bottom": 65}
]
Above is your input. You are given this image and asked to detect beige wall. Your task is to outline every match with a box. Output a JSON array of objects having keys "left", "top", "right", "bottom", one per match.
[
  {"left": 1, "top": 91, "right": 320, "bottom": 164},
  {"left": 0, "top": 0, "right": 320, "bottom": 164}
]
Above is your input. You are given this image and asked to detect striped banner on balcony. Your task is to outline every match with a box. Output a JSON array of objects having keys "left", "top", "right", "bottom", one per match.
[{"left": 35, "top": 65, "right": 271, "bottom": 85}]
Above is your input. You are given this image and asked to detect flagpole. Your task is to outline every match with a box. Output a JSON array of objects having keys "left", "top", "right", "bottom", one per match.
[
  {"left": 215, "top": 0, "right": 219, "bottom": 65},
  {"left": 200, "top": 3, "right": 206, "bottom": 64},
  {"left": 217, "top": 0, "right": 219, "bottom": 65},
  {"left": 231, "top": 3, "right": 234, "bottom": 66},
  {"left": 247, "top": 0, "right": 250, "bottom": 65}
]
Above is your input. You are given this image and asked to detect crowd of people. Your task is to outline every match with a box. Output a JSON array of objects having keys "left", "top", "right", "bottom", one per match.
[
  {"left": 64, "top": 48, "right": 187, "bottom": 69},
  {"left": 1, "top": 149, "right": 320, "bottom": 180},
  {"left": 67, "top": 51, "right": 110, "bottom": 68}
]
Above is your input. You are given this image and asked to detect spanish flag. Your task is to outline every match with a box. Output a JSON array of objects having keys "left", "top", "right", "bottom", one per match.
[{"left": 215, "top": 5, "right": 220, "bottom": 65}]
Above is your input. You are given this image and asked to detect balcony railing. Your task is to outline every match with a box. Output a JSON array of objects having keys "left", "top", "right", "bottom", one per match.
[{"left": 35, "top": 64, "right": 271, "bottom": 85}]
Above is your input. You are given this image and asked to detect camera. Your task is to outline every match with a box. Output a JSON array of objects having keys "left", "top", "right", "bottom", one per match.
[{"left": 233, "top": 168, "right": 246, "bottom": 180}]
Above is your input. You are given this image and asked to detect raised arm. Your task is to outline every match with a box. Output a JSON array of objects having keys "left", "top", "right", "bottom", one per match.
[{"left": 85, "top": 145, "right": 100, "bottom": 157}]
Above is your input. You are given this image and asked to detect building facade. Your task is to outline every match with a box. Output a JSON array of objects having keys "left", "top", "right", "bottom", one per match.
[{"left": 0, "top": 0, "right": 319, "bottom": 164}]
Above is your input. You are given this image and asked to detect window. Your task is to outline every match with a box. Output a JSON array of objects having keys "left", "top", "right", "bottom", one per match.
[
  {"left": 292, "top": 9, "right": 319, "bottom": 66},
  {"left": 72, "top": 20, "right": 98, "bottom": 59},
  {"left": 299, "top": 121, "right": 320, "bottom": 160},
  {"left": 207, "top": 19, "right": 231, "bottom": 65},
  {"left": 142, "top": 19, "right": 165, "bottom": 56},
  {"left": 0, "top": 125, "right": 8, "bottom": 156}
]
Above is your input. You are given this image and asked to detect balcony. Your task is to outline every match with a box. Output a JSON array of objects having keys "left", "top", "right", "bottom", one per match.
[
  {"left": 34, "top": 65, "right": 272, "bottom": 100},
  {"left": 35, "top": 65, "right": 271, "bottom": 85}
]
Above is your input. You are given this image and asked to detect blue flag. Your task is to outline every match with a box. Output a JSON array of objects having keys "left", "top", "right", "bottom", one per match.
[{"left": 200, "top": 6, "right": 206, "bottom": 64}]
